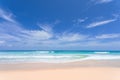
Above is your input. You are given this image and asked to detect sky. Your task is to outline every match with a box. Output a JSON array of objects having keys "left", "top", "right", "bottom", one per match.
[{"left": 0, "top": 0, "right": 120, "bottom": 50}]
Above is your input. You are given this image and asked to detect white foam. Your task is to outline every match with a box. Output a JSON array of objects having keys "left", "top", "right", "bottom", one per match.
[
  {"left": 35, "top": 51, "right": 52, "bottom": 53},
  {"left": 94, "top": 52, "right": 110, "bottom": 54},
  {"left": 0, "top": 55, "right": 79, "bottom": 58},
  {"left": 0, "top": 53, "right": 120, "bottom": 63},
  {"left": 85, "top": 55, "right": 120, "bottom": 60}
]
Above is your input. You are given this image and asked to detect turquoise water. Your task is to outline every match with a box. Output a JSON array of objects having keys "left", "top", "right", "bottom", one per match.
[{"left": 0, "top": 50, "right": 120, "bottom": 63}]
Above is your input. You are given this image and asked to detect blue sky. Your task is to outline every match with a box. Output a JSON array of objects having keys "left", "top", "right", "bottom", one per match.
[{"left": 0, "top": 0, "right": 120, "bottom": 50}]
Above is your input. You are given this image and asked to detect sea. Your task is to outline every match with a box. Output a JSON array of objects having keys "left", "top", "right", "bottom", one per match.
[{"left": 0, "top": 50, "right": 120, "bottom": 64}]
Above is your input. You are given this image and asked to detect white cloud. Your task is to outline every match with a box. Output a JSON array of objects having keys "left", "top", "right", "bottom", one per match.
[
  {"left": 86, "top": 19, "right": 116, "bottom": 28},
  {"left": 113, "top": 14, "right": 120, "bottom": 20},
  {"left": 95, "top": 34, "right": 120, "bottom": 39},
  {"left": 73, "top": 17, "right": 88, "bottom": 26},
  {"left": 0, "top": 33, "right": 21, "bottom": 41},
  {"left": 0, "top": 8, "right": 54, "bottom": 45},
  {"left": 0, "top": 8, "right": 120, "bottom": 50},
  {"left": 37, "top": 23, "right": 53, "bottom": 32},
  {"left": 0, "top": 24, "right": 53, "bottom": 45},
  {"left": 22, "top": 30, "right": 53, "bottom": 41},
  {"left": 92, "top": 0, "right": 113, "bottom": 4},
  {"left": 0, "top": 21, "right": 23, "bottom": 34},
  {"left": 57, "top": 33, "right": 88, "bottom": 42},
  {"left": 0, "top": 8, "right": 16, "bottom": 23},
  {"left": 0, "top": 18, "right": 47, "bottom": 48},
  {"left": 77, "top": 17, "right": 88, "bottom": 23},
  {"left": 0, "top": 40, "right": 5, "bottom": 44},
  {"left": 37, "top": 20, "right": 60, "bottom": 33}
]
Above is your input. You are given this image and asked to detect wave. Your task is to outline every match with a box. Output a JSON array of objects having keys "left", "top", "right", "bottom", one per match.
[
  {"left": 85, "top": 55, "right": 120, "bottom": 60},
  {"left": 0, "top": 55, "right": 87, "bottom": 59},
  {"left": 94, "top": 52, "right": 110, "bottom": 54},
  {"left": 0, "top": 51, "right": 120, "bottom": 63},
  {"left": 34, "top": 51, "right": 54, "bottom": 54}
]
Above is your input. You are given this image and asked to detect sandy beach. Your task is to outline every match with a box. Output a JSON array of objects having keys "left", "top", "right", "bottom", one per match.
[
  {"left": 0, "top": 60, "right": 120, "bottom": 80},
  {"left": 0, "top": 68, "right": 120, "bottom": 80}
]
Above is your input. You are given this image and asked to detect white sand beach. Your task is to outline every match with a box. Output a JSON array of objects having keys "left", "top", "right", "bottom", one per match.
[
  {"left": 0, "top": 60, "right": 120, "bottom": 80},
  {"left": 0, "top": 68, "right": 120, "bottom": 80}
]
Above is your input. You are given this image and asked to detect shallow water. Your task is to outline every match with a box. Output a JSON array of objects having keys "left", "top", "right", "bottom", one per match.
[{"left": 0, "top": 50, "right": 120, "bottom": 63}]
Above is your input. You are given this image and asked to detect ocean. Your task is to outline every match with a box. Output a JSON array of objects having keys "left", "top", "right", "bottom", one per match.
[{"left": 0, "top": 50, "right": 120, "bottom": 64}]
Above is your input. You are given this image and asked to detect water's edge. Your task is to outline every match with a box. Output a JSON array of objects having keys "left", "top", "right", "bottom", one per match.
[{"left": 0, "top": 50, "right": 120, "bottom": 64}]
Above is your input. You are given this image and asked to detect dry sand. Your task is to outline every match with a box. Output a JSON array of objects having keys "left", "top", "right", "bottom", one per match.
[
  {"left": 0, "top": 68, "right": 120, "bottom": 80},
  {"left": 0, "top": 60, "right": 120, "bottom": 80}
]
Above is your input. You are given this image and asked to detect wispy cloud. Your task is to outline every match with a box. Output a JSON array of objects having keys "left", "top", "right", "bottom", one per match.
[
  {"left": 22, "top": 30, "right": 53, "bottom": 41},
  {"left": 86, "top": 19, "right": 116, "bottom": 28},
  {"left": 37, "top": 23, "right": 53, "bottom": 33},
  {"left": 57, "top": 33, "right": 88, "bottom": 42},
  {"left": 0, "top": 8, "right": 120, "bottom": 50},
  {"left": 73, "top": 17, "right": 88, "bottom": 26},
  {"left": 92, "top": 0, "right": 113, "bottom": 4},
  {"left": 37, "top": 20, "right": 60, "bottom": 32},
  {"left": 0, "top": 8, "right": 16, "bottom": 23},
  {"left": 0, "top": 8, "right": 54, "bottom": 47},
  {"left": 77, "top": 17, "right": 88, "bottom": 23},
  {"left": 95, "top": 34, "right": 120, "bottom": 39},
  {"left": 0, "top": 40, "right": 5, "bottom": 44}
]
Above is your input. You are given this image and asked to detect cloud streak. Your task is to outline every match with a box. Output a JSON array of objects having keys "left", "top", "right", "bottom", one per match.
[
  {"left": 92, "top": 0, "right": 113, "bottom": 4},
  {"left": 86, "top": 19, "right": 116, "bottom": 28},
  {"left": 95, "top": 34, "right": 120, "bottom": 39},
  {"left": 57, "top": 33, "right": 88, "bottom": 42},
  {"left": 0, "top": 8, "right": 16, "bottom": 23}
]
